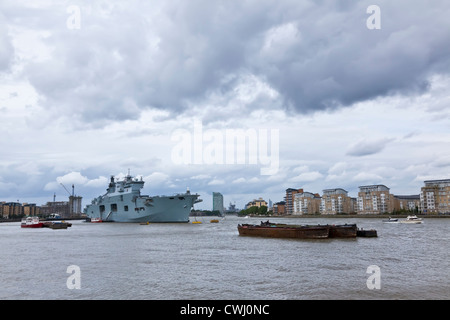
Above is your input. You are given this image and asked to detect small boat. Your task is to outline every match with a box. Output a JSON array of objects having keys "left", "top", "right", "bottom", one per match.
[
  {"left": 357, "top": 228, "right": 378, "bottom": 237},
  {"left": 191, "top": 216, "right": 202, "bottom": 224},
  {"left": 210, "top": 219, "right": 219, "bottom": 223},
  {"left": 237, "top": 222, "right": 329, "bottom": 239},
  {"left": 21, "top": 217, "right": 44, "bottom": 228},
  {"left": 383, "top": 217, "right": 399, "bottom": 223},
  {"left": 400, "top": 215, "right": 423, "bottom": 224},
  {"left": 43, "top": 221, "right": 72, "bottom": 229},
  {"left": 90, "top": 217, "right": 103, "bottom": 223},
  {"left": 139, "top": 221, "right": 150, "bottom": 225}
]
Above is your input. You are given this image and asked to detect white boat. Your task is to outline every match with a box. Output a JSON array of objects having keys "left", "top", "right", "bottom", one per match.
[
  {"left": 382, "top": 217, "right": 399, "bottom": 223},
  {"left": 400, "top": 215, "right": 423, "bottom": 224}
]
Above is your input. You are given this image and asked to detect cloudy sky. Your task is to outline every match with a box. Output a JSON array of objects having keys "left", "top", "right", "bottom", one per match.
[{"left": 1, "top": 0, "right": 449, "bottom": 210}]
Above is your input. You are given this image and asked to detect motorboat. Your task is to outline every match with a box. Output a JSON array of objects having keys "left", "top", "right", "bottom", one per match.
[
  {"left": 400, "top": 215, "right": 423, "bottom": 224},
  {"left": 21, "top": 216, "right": 44, "bottom": 228},
  {"left": 382, "top": 217, "right": 399, "bottom": 223}
]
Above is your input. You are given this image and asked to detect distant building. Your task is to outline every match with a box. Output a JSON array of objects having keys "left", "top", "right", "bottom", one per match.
[
  {"left": 350, "top": 197, "right": 358, "bottom": 213},
  {"left": 1, "top": 202, "right": 22, "bottom": 218},
  {"left": 0, "top": 195, "right": 82, "bottom": 219},
  {"left": 23, "top": 203, "right": 39, "bottom": 216},
  {"left": 420, "top": 179, "right": 450, "bottom": 214},
  {"left": 227, "top": 202, "right": 237, "bottom": 214},
  {"left": 212, "top": 192, "right": 224, "bottom": 216},
  {"left": 394, "top": 195, "right": 420, "bottom": 212},
  {"left": 69, "top": 196, "right": 83, "bottom": 215},
  {"left": 285, "top": 188, "right": 303, "bottom": 215},
  {"left": 321, "top": 188, "right": 355, "bottom": 214},
  {"left": 273, "top": 201, "right": 286, "bottom": 215},
  {"left": 293, "top": 192, "right": 321, "bottom": 215},
  {"left": 40, "top": 201, "right": 71, "bottom": 218},
  {"left": 0, "top": 202, "right": 40, "bottom": 218},
  {"left": 245, "top": 197, "right": 267, "bottom": 209},
  {"left": 357, "top": 185, "right": 395, "bottom": 214}
]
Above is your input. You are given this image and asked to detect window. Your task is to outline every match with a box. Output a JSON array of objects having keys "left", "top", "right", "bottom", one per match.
[
  {"left": 111, "top": 204, "right": 117, "bottom": 212},
  {"left": 99, "top": 205, "right": 105, "bottom": 213},
  {"left": 124, "top": 205, "right": 128, "bottom": 211}
]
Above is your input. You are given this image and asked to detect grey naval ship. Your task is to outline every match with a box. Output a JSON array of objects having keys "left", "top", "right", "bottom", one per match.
[{"left": 84, "top": 174, "right": 202, "bottom": 223}]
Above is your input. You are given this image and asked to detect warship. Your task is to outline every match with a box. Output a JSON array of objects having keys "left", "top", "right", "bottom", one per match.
[{"left": 84, "top": 174, "right": 202, "bottom": 223}]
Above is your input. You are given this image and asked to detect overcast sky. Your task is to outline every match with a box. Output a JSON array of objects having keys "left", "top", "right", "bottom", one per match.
[{"left": 1, "top": 0, "right": 449, "bottom": 210}]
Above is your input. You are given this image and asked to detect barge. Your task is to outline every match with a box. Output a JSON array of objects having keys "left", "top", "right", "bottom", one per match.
[
  {"left": 238, "top": 221, "right": 376, "bottom": 239},
  {"left": 237, "top": 223, "right": 330, "bottom": 239}
]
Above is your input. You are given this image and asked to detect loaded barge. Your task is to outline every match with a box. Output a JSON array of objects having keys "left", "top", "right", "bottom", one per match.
[
  {"left": 238, "top": 223, "right": 329, "bottom": 239},
  {"left": 237, "top": 221, "right": 376, "bottom": 239}
]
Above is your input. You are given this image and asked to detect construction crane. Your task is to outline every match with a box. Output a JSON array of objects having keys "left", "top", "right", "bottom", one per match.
[
  {"left": 60, "top": 183, "right": 75, "bottom": 197},
  {"left": 60, "top": 183, "right": 76, "bottom": 215}
]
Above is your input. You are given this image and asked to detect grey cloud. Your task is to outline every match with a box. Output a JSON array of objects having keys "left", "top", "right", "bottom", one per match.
[
  {"left": 5, "top": 0, "right": 450, "bottom": 126},
  {"left": 346, "top": 138, "right": 393, "bottom": 157},
  {"left": 0, "top": 14, "right": 14, "bottom": 71}
]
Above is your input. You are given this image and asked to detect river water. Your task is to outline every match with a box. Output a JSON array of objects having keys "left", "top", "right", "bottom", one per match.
[{"left": 0, "top": 216, "right": 448, "bottom": 300}]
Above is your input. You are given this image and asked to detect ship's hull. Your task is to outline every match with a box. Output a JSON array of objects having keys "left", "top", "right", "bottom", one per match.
[
  {"left": 269, "top": 223, "right": 357, "bottom": 238},
  {"left": 21, "top": 223, "right": 44, "bottom": 228},
  {"left": 329, "top": 224, "right": 357, "bottom": 238},
  {"left": 85, "top": 193, "right": 199, "bottom": 223},
  {"left": 237, "top": 224, "right": 330, "bottom": 239}
]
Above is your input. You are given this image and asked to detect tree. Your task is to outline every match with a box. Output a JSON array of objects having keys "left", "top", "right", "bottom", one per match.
[
  {"left": 258, "top": 206, "right": 268, "bottom": 215},
  {"left": 239, "top": 205, "right": 268, "bottom": 216}
]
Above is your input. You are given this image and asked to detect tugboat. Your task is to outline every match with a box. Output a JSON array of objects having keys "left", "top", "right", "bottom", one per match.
[
  {"left": 84, "top": 174, "right": 202, "bottom": 223},
  {"left": 21, "top": 216, "right": 44, "bottom": 228}
]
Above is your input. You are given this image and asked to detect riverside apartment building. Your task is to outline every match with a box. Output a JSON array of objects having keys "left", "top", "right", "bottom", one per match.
[
  {"left": 321, "top": 188, "right": 356, "bottom": 214},
  {"left": 420, "top": 179, "right": 450, "bottom": 214},
  {"left": 357, "top": 185, "right": 395, "bottom": 214}
]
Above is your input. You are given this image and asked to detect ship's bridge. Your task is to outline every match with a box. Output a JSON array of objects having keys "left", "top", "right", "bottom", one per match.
[
  {"left": 107, "top": 175, "right": 144, "bottom": 195},
  {"left": 118, "top": 175, "right": 144, "bottom": 192}
]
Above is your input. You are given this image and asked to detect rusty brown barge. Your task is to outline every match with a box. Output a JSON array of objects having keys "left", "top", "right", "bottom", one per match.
[
  {"left": 237, "top": 223, "right": 329, "bottom": 239},
  {"left": 238, "top": 221, "right": 374, "bottom": 239}
]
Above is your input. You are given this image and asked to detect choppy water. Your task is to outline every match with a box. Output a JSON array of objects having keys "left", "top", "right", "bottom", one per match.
[{"left": 0, "top": 216, "right": 449, "bottom": 300}]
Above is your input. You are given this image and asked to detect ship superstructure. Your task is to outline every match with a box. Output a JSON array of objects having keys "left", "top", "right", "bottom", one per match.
[{"left": 84, "top": 174, "right": 202, "bottom": 223}]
